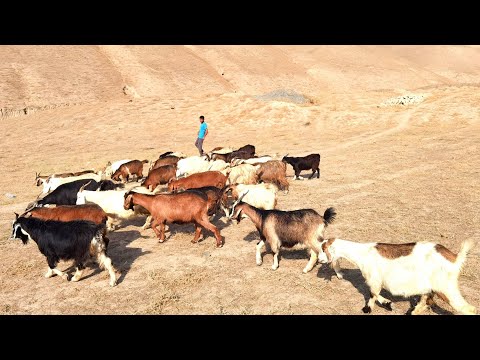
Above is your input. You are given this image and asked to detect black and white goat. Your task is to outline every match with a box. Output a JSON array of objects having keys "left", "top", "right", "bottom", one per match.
[
  {"left": 10, "top": 214, "right": 117, "bottom": 287},
  {"left": 229, "top": 192, "right": 336, "bottom": 272},
  {"left": 30, "top": 179, "right": 122, "bottom": 209}
]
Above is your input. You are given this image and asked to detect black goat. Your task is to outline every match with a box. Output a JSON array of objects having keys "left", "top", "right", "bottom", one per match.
[
  {"left": 281, "top": 153, "right": 320, "bottom": 180},
  {"left": 32, "top": 179, "right": 122, "bottom": 209},
  {"left": 10, "top": 214, "right": 117, "bottom": 286}
]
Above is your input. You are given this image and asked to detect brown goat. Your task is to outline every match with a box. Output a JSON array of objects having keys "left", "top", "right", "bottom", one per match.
[
  {"left": 112, "top": 160, "right": 148, "bottom": 183},
  {"left": 23, "top": 204, "right": 111, "bottom": 245},
  {"left": 123, "top": 191, "right": 223, "bottom": 247},
  {"left": 168, "top": 171, "right": 227, "bottom": 193},
  {"left": 142, "top": 165, "right": 177, "bottom": 192},
  {"left": 185, "top": 186, "right": 229, "bottom": 217},
  {"left": 149, "top": 156, "right": 180, "bottom": 172},
  {"left": 256, "top": 160, "right": 289, "bottom": 192}
]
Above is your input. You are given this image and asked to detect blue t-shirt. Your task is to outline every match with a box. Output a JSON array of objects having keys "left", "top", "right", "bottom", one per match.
[{"left": 198, "top": 122, "right": 208, "bottom": 139}]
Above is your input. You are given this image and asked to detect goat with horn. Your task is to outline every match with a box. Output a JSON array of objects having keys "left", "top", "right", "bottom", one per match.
[{"left": 228, "top": 191, "right": 336, "bottom": 273}]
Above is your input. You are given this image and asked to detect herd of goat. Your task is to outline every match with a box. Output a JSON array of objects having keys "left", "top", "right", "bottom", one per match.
[{"left": 9, "top": 144, "right": 476, "bottom": 315}]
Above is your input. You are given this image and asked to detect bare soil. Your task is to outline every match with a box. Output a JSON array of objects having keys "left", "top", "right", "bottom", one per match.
[{"left": 1, "top": 46, "right": 479, "bottom": 314}]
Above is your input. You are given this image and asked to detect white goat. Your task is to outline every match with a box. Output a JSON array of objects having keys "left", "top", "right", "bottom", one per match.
[
  {"left": 318, "top": 237, "right": 477, "bottom": 315},
  {"left": 231, "top": 156, "right": 273, "bottom": 166},
  {"left": 76, "top": 186, "right": 153, "bottom": 230},
  {"left": 103, "top": 159, "right": 132, "bottom": 178},
  {"left": 207, "top": 159, "right": 230, "bottom": 173},
  {"left": 227, "top": 183, "right": 277, "bottom": 210},
  {"left": 176, "top": 155, "right": 210, "bottom": 177},
  {"left": 223, "top": 164, "right": 258, "bottom": 185},
  {"left": 42, "top": 173, "right": 102, "bottom": 194}
]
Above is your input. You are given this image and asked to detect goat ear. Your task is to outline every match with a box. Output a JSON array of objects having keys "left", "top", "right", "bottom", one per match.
[
  {"left": 14, "top": 212, "right": 19, "bottom": 220},
  {"left": 107, "top": 161, "right": 111, "bottom": 166}
]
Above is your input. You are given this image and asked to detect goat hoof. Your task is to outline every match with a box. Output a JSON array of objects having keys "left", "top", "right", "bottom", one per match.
[
  {"left": 271, "top": 265, "right": 279, "bottom": 271},
  {"left": 110, "top": 280, "right": 117, "bottom": 287},
  {"left": 216, "top": 243, "right": 223, "bottom": 248},
  {"left": 62, "top": 273, "right": 70, "bottom": 281},
  {"left": 385, "top": 302, "right": 393, "bottom": 311},
  {"left": 70, "top": 277, "right": 80, "bottom": 282},
  {"left": 362, "top": 306, "right": 371, "bottom": 314},
  {"left": 336, "top": 272, "right": 344, "bottom": 280}
]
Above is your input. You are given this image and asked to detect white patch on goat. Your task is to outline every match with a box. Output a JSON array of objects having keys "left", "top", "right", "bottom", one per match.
[
  {"left": 302, "top": 250, "right": 318, "bottom": 273},
  {"left": 44, "top": 268, "right": 54, "bottom": 278},
  {"left": 19, "top": 227, "right": 33, "bottom": 243},
  {"left": 272, "top": 253, "right": 279, "bottom": 270},
  {"left": 52, "top": 268, "right": 68, "bottom": 280},
  {"left": 70, "top": 267, "right": 83, "bottom": 282},
  {"left": 256, "top": 240, "right": 265, "bottom": 265}
]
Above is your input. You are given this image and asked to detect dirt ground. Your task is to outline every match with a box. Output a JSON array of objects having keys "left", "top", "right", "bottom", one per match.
[{"left": 1, "top": 46, "right": 479, "bottom": 315}]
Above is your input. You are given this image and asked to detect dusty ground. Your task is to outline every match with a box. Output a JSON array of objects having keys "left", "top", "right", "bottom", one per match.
[{"left": 0, "top": 46, "right": 479, "bottom": 314}]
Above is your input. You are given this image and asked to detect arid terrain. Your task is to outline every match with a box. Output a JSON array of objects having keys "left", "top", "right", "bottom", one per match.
[{"left": 1, "top": 45, "right": 479, "bottom": 314}]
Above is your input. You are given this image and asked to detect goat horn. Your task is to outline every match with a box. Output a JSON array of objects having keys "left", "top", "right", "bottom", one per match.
[
  {"left": 238, "top": 190, "right": 249, "bottom": 202},
  {"left": 229, "top": 189, "right": 249, "bottom": 219},
  {"left": 79, "top": 180, "right": 93, "bottom": 192}
]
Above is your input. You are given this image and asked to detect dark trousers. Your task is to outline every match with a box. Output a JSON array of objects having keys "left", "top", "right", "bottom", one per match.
[{"left": 195, "top": 137, "right": 205, "bottom": 156}]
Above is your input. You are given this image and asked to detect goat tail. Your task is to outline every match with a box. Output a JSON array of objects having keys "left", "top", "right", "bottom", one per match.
[
  {"left": 456, "top": 237, "right": 477, "bottom": 270},
  {"left": 323, "top": 207, "right": 337, "bottom": 226},
  {"left": 142, "top": 159, "right": 149, "bottom": 163}
]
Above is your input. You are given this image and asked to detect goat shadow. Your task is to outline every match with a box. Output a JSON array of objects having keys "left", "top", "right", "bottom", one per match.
[
  {"left": 155, "top": 215, "right": 234, "bottom": 243},
  {"left": 242, "top": 230, "right": 310, "bottom": 259},
  {"left": 73, "top": 228, "right": 150, "bottom": 285},
  {"left": 316, "top": 266, "right": 453, "bottom": 315}
]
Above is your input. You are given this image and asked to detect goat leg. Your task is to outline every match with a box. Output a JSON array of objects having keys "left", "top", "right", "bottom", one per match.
[{"left": 192, "top": 224, "right": 203, "bottom": 243}]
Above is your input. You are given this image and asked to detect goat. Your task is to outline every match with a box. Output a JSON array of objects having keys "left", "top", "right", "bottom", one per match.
[
  {"left": 237, "top": 144, "right": 255, "bottom": 156},
  {"left": 31, "top": 179, "right": 120, "bottom": 208},
  {"left": 149, "top": 156, "right": 180, "bottom": 172},
  {"left": 76, "top": 184, "right": 152, "bottom": 230},
  {"left": 226, "top": 150, "right": 255, "bottom": 163},
  {"left": 168, "top": 171, "right": 228, "bottom": 193},
  {"left": 142, "top": 165, "right": 177, "bottom": 192},
  {"left": 35, "top": 170, "right": 96, "bottom": 187},
  {"left": 209, "top": 145, "right": 254, "bottom": 162},
  {"left": 317, "top": 237, "right": 477, "bottom": 315},
  {"left": 255, "top": 160, "right": 289, "bottom": 193},
  {"left": 39, "top": 172, "right": 102, "bottom": 194},
  {"left": 223, "top": 163, "right": 258, "bottom": 185},
  {"left": 207, "top": 159, "right": 230, "bottom": 172},
  {"left": 175, "top": 155, "right": 212, "bottom": 177},
  {"left": 111, "top": 160, "right": 149, "bottom": 183},
  {"left": 102, "top": 159, "right": 132, "bottom": 178},
  {"left": 228, "top": 196, "right": 336, "bottom": 272},
  {"left": 23, "top": 204, "right": 108, "bottom": 228},
  {"left": 230, "top": 156, "right": 273, "bottom": 166},
  {"left": 10, "top": 214, "right": 117, "bottom": 287},
  {"left": 184, "top": 186, "right": 229, "bottom": 217},
  {"left": 123, "top": 191, "right": 223, "bottom": 247},
  {"left": 159, "top": 151, "right": 186, "bottom": 159},
  {"left": 282, "top": 153, "right": 320, "bottom": 180},
  {"left": 226, "top": 183, "right": 277, "bottom": 210}
]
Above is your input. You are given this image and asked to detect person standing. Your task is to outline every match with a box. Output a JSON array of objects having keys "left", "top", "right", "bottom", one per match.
[{"left": 195, "top": 115, "right": 208, "bottom": 156}]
